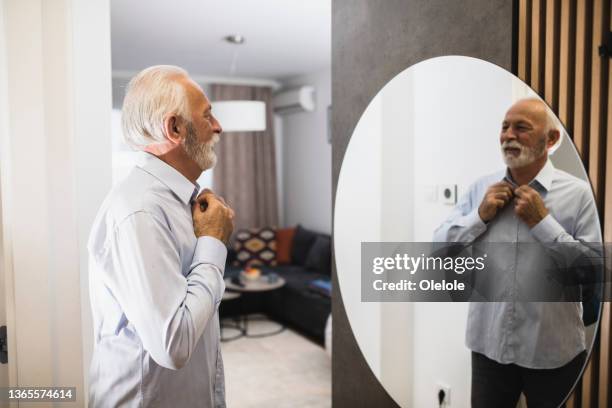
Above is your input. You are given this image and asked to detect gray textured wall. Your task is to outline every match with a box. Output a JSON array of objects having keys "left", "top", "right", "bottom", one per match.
[{"left": 332, "top": 1, "right": 515, "bottom": 406}]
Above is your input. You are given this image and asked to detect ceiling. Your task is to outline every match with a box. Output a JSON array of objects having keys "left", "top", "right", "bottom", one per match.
[{"left": 111, "top": 0, "right": 331, "bottom": 81}]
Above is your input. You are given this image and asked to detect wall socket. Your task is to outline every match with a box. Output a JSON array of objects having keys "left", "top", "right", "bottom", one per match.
[
  {"left": 436, "top": 383, "right": 451, "bottom": 407},
  {"left": 439, "top": 184, "right": 457, "bottom": 205}
]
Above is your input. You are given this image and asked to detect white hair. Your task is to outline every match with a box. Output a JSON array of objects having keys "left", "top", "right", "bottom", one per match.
[{"left": 121, "top": 65, "right": 191, "bottom": 148}]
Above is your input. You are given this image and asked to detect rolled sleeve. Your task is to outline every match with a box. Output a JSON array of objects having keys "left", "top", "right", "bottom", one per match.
[{"left": 530, "top": 214, "right": 566, "bottom": 243}]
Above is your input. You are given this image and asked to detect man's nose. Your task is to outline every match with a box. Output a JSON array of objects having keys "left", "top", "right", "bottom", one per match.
[
  {"left": 502, "top": 130, "right": 517, "bottom": 142},
  {"left": 212, "top": 116, "right": 222, "bottom": 134}
]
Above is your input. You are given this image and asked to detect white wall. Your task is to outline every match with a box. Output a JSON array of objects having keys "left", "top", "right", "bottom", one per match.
[
  {"left": 379, "top": 69, "right": 416, "bottom": 406},
  {"left": 280, "top": 68, "right": 332, "bottom": 233}
]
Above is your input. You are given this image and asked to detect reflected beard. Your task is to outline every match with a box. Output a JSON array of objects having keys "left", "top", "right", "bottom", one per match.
[
  {"left": 183, "top": 123, "right": 219, "bottom": 171},
  {"left": 501, "top": 138, "right": 546, "bottom": 169}
]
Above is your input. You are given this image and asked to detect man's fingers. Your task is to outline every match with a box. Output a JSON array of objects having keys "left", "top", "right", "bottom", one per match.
[
  {"left": 197, "top": 191, "right": 215, "bottom": 202},
  {"left": 514, "top": 198, "right": 527, "bottom": 209},
  {"left": 492, "top": 191, "right": 512, "bottom": 201},
  {"left": 195, "top": 188, "right": 216, "bottom": 203},
  {"left": 492, "top": 181, "right": 514, "bottom": 191},
  {"left": 490, "top": 184, "right": 514, "bottom": 197},
  {"left": 514, "top": 185, "right": 537, "bottom": 198},
  {"left": 490, "top": 198, "right": 505, "bottom": 208},
  {"left": 215, "top": 195, "right": 228, "bottom": 206},
  {"left": 196, "top": 191, "right": 233, "bottom": 210}
]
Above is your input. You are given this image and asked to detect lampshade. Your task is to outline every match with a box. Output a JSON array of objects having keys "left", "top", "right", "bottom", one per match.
[{"left": 211, "top": 100, "right": 266, "bottom": 132}]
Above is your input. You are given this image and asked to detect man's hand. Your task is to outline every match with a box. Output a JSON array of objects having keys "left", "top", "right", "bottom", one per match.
[
  {"left": 192, "top": 189, "right": 234, "bottom": 243},
  {"left": 514, "top": 185, "right": 548, "bottom": 228},
  {"left": 478, "top": 181, "right": 514, "bottom": 222}
]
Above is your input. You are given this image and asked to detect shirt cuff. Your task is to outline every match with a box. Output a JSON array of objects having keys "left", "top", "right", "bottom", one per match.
[
  {"left": 192, "top": 236, "right": 228, "bottom": 274},
  {"left": 530, "top": 214, "right": 566, "bottom": 242},
  {"left": 459, "top": 209, "right": 487, "bottom": 237}
]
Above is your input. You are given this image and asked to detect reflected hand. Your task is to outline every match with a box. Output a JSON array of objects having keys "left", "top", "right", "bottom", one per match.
[
  {"left": 514, "top": 185, "right": 548, "bottom": 228},
  {"left": 478, "top": 181, "right": 514, "bottom": 222},
  {"left": 192, "top": 189, "right": 234, "bottom": 243}
]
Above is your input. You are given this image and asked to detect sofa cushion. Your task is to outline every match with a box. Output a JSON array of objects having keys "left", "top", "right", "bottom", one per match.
[
  {"left": 233, "top": 227, "right": 277, "bottom": 266},
  {"left": 291, "top": 225, "right": 318, "bottom": 266},
  {"left": 304, "top": 234, "right": 331, "bottom": 275},
  {"left": 276, "top": 226, "right": 296, "bottom": 265}
]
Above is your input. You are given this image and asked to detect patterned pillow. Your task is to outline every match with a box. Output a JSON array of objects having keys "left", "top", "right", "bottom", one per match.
[{"left": 232, "top": 227, "right": 277, "bottom": 267}]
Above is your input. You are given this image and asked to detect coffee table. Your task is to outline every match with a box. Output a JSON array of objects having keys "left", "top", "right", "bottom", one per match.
[{"left": 223, "top": 275, "right": 286, "bottom": 338}]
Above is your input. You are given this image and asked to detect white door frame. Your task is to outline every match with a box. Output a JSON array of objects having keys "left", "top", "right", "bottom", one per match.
[
  {"left": 0, "top": 1, "right": 112, "bottom": 406},
  {"left": 0, "top": 0, "right": 19, "bottom": 391}
]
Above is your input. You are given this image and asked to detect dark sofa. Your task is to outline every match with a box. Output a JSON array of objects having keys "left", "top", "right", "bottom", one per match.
[{"left": 219, "top": 226, "right": 331, "bottom": 344}]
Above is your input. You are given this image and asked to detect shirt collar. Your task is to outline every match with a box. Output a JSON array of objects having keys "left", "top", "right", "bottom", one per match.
[
  {"left": 138, "top": 152, "right": 200, "bottom": 205},
  {"left": 503, "top": 159, "right": 554, "bottom": 192}
]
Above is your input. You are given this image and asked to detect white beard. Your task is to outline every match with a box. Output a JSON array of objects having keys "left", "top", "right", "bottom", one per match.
[
  {"left": 183, "top": 124, "right": 219, "bottom": 171},
  {"left": 501, "top": 138, "right": 545, "bottom": 169}
]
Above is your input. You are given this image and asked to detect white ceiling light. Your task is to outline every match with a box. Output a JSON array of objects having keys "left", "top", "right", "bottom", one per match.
[
  {"left": 212, "top": 100, "right": 266, "bottom": 132},
  {"left": 212, "top": 34, "right": 267, "bottom": 133}
]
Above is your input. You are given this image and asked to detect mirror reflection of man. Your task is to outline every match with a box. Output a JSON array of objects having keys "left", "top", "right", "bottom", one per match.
[
  {"left": 88, "top": 66, "right": 234, "bottom": 407},
  {"left": 434, "top": 98, "right": 601, "bottom": 408}
]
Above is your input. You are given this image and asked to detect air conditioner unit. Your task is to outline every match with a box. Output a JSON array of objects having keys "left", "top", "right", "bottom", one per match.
[{"left": 273, "top": 86, "right": 316, "bottom": 115}]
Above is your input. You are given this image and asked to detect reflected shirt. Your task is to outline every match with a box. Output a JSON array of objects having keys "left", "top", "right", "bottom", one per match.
[
  {"left": 433, "top": 159, "right": 601, "bottom": 369},
  {"left": 87, "top": 152, "right": 227, "bottom": 407}
]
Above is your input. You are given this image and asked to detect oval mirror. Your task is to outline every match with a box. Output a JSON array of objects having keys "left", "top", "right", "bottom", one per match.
[{"left": 334, "top": 56, "right": 602, "bottom": 408}]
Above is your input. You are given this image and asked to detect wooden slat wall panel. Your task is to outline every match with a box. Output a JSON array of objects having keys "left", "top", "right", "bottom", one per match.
[
  {"left": 573, "top": 0, "right": 592, "bottom": 159},
  {"left": 544, "top": 0, "right": 560, "bottom": 111},
  {"left": 517, "top": 0, "right": 612, "bottom": 406},
  {"left": 531, "top": 0, "right": 546, "bottom": 93},
  {"left": 565, "top": 392, "right": 577, "bottom": 408},
  {"left": 601, "top": 10, "right": 612, "bottom": 407},
  {"left": 599, "top": 302, "right": 610, "bottom": 407},
  {"left": 519, "top": 0, "right": 532, "bottom": 82},
  {"left": 588, "top": 0, "right": 608, "bottom": 212},
  {"left": 605, "top": 8, "right": 612, "bottom": 245},
  {"left": 581, "top": 344, "right": 599, "bottom": 408},
  {"left": 558, "top": 0, "right": 576, "bottom": 131}
]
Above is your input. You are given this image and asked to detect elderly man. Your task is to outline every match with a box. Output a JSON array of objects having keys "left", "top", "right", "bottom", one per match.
[
  {"left": 434, "top": 98, "right": 601, "bottom": 407},
  {"left": 87, "top": 65, "right": 233, "bottom": 407}
]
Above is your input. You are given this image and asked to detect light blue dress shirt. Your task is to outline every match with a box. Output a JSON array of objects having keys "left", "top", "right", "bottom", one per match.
[
  {"left": 434, "top": 159, "right": 601, "bottom": 369},
  {"left": 87, "top": 152, "right": 227, "bottom": 407}
]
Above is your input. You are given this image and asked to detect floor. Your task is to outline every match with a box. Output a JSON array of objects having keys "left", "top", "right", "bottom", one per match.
[{"left": 221, "top": 315, "right": 331, "bottom": 408}]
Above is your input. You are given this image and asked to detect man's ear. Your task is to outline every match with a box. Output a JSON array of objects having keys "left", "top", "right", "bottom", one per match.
[
  {"left": 163, "top": 114, "right": 184, "bottom": 145},
  {"left": 547, "top": 129, "right": 560, "bottom": 149}
]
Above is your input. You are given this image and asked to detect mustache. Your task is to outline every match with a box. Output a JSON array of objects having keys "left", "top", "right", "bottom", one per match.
[{"left": 501, "top": 141, "right": 524, "bottom": 150}]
